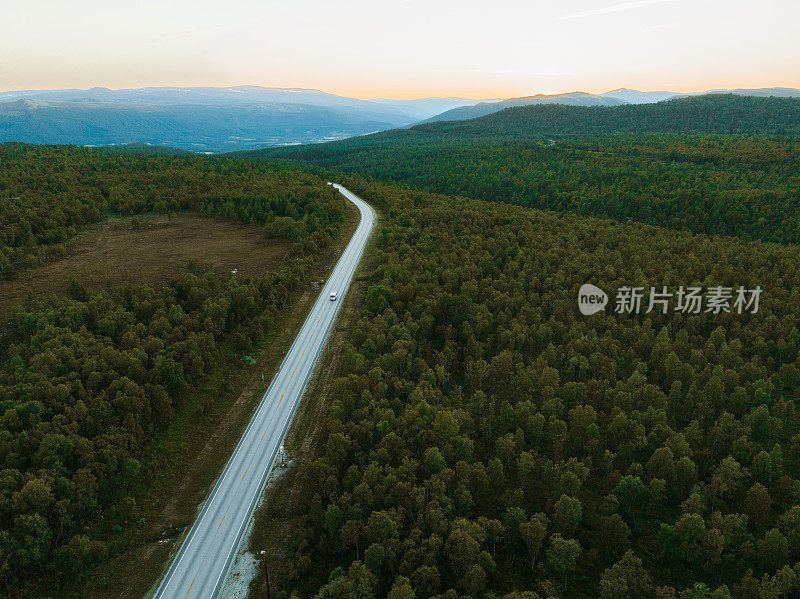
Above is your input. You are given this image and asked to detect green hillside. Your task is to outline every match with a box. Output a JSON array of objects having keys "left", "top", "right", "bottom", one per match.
[
  {"left": 250, "top": 95, "right": 800, "bottom": 244},
  {"left": 418, "top": 94, "right": 800, "bottom": 136}
]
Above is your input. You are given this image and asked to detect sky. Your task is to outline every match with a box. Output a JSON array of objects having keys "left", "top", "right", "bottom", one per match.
[{"left": 2, "top": 0, "right": 799, "bottom": 99}]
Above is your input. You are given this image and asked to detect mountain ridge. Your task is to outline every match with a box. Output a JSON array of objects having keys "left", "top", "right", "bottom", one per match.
[
  {"left": 2, "top": 86, "right": 800, "bottom": 151},
  {"left": 0, "top": 98, "right": 400, "bottom": 152},
  {"left": 422, "top": 87, "right": 800, "bottom": 123}
]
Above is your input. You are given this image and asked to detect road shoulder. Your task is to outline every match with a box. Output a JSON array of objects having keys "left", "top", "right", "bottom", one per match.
[{"left": 243, "top": 203, "right": 381, "bottom": 598}]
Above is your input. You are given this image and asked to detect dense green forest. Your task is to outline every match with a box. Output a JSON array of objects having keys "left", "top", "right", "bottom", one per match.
[
  {"left": 0, "top": 144, "right": 346, "bottom": 594},
  {"left": 269, "top": 177, "right": 800, "bottom": 598},
  {"left": 256, "top": 96, "right": 800, "bottom": 244},
  {"left": 4, "top": 107, "right": 800, "bottom": 599}
]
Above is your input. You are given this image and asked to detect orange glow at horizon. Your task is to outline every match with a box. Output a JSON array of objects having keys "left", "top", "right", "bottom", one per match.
[{"left": 1, "top": 0, "right": 799, "bottom": 100}]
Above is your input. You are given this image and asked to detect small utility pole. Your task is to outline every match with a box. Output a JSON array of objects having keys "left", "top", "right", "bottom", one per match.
[{"left": 264, "top": 559, "right": 271, "bottom": 599}]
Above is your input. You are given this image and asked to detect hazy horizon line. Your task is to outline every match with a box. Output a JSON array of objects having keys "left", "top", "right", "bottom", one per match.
[{"left": 2, "top": 82, "right": 799, "bottom": 102}]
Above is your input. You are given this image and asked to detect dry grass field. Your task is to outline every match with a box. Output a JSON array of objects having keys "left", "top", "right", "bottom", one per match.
[{"left": 0, "top": 213, "right": 292, "bottom": 316}]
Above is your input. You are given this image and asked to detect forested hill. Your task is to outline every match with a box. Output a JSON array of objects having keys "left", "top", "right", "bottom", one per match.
[
  {"left": 246, "top": 95, "right": 800, "bottom": 246},
  {"left": 256, "top": 95, "right": 800, "bottom": 155},
  {"left": 415, "top": 94, "right": 800, "bottom": 137}
]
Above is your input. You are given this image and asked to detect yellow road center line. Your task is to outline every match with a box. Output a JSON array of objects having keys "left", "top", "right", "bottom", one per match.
[
  {"left": 186, "top": 578, "right": 195, "bottom": 596},
  {"left": 218, "top": 515, "right": 226, "bottom": 530},
  {"left": 242, "top": 468, "right": 247, "bottom": 480},
  {"left": 260, "top": 432, "right": 265, "bottom": 441}
]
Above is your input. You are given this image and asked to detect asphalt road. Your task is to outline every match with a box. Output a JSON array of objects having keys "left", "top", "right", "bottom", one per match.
[{"left": 153, "top": 183, "right": 374, "bottom": 599}]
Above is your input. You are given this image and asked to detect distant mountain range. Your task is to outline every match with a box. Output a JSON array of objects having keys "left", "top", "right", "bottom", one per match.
[
  {"left": 0, "top": 87, "right": 483, "bottom": 152},
  {"left": 1, "top": 86, "right": 799, "bottom": 151},
  {"left": 368, "top": 98, "right": 485, "bottom": 121},
  {"left": 422, "top": 88, "right": 800, "bottom": 123},
  {"left": 0, "top": 86, "right": 437, "bottom": 119},
  {"left": 0, "top": 98, "right": 405, "bottom": 152},
  {"left": 420, "top": 92, "right": 626, "bottom": 123}
]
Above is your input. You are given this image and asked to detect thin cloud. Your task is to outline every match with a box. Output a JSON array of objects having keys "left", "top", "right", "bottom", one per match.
[{"left": 562, "top": 0, "right": 677, "bottom": 20}]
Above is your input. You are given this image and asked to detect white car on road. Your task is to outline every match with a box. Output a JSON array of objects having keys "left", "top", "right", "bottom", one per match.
[{"left": 329, "top": 291, "right": 337, "bottom": 301}]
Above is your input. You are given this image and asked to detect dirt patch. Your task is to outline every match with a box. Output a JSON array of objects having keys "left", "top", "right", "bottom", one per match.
[{"left": 0, "top": 213, "right": 291, "bottom": 317}]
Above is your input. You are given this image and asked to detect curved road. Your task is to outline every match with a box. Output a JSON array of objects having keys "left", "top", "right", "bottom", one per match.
[{"left": 154, "top": 183, "right": 374, "bottom": 599}]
